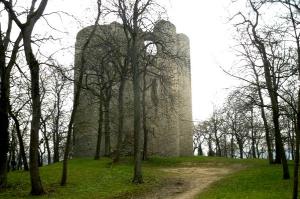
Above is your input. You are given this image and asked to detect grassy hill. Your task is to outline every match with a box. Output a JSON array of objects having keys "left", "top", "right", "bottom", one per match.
[
  {"left": 197, "top": 159, "right": 293, "bottom": 199},
  {"left": 0, "top": 157, "right": 295, "bottom": 199}
]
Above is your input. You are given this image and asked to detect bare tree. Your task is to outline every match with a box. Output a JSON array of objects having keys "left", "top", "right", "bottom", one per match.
[
  {"left": 60, "top": 0, "right": 102, "bottom": 186},
  {"left": 230, "top": 0, "right": 290, "bottom": 179},
  {"left": 0, "top": 0, "right": 49, "bottom": 194},
  {"left": 115, "top": 0, "right": 155, "bottom": 183},
  {"left": 0, "top": 11, "right": 22, "bottom": 188}
]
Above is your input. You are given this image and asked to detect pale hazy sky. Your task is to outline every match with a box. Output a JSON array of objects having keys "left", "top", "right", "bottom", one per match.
[
  {"left": 165, "top": 0, "right": 238, "bottom": 121},
  {"left": 45, "top": 0, "right": 240, "bottom": 121}
]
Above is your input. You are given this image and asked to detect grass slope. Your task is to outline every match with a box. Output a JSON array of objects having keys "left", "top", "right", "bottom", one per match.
[
  {"left": 0, "top": 156, "right": 296, "bottom": 199},
  {"left": 0, "top": 158, "right": 162, "bottom": 199},
  {"left": 198, "top": 159, "right": 294, "bottom": 199}
]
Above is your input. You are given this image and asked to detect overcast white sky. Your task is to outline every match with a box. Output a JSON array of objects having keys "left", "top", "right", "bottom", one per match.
[
  {"left": 165, "top": 0, "right": 239, "bottom": 121},
  {"left": 45, "top": 0, "right": 241, "bottom": 121}
]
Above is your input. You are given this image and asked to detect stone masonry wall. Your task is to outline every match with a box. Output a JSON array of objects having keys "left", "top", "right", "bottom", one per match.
[{"left": 73, "top": 20, "right": 193, "bottom": 157}]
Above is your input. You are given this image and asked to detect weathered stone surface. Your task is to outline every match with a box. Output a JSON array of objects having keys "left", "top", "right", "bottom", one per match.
[{"left": 73, "top": 20, "right": 193, "bottom": 157}]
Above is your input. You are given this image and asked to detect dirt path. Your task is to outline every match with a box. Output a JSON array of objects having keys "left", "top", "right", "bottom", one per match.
[{"left": 133, "top": 165, "right": 241, "bottom": 199}]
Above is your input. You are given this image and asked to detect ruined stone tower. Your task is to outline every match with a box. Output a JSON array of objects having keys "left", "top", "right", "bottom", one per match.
[{"left": 73, "top": 20, "right": 193, "bottom": 157}]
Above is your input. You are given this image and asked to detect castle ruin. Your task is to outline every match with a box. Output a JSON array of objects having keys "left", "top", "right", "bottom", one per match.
[{"left": 73, "top": 20, "right": 193, "bottom": 157}]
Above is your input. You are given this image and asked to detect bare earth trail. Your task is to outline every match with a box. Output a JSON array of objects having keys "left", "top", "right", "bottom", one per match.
[{"left": 132, "top": 164, "right": 243, "bottom": 199}]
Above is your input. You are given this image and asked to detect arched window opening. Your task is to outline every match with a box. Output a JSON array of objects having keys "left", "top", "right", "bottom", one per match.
[{"left": 144, "top": 40, "right": 157, "bottom": 55}]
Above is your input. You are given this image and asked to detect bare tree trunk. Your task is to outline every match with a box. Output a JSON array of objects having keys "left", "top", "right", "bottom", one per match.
[
  {"left": 214, "top": 130, "right": 221, "bottom": 157},
  {"left": 61, "top": 113, "right": 74, "bottom": 186},
  {"left": 290, "top": 118, "right": 296, "bottom": 161},
  {"left": 0, "top": 24, "right": 22, "bottom": 184},
  {"left": 258, "top": 95, "right": 273, "bottom": 162},
  {"left": 287, "top": 119, "right": 294, "bottom": 160},
  {"left": 287, "top": 3, "right": 300, "bottom": 196},
  {"left": 250, "top": 107, "right": 256, "bottom": 158},
  {"left": 61, "top": 0, "right": 102, "bottom": 185},
  {"left": 274, "top": 109, "right": 290, "bottom": 178},
  {"left": 293, "top": 91, "right": 300, "bottom": 199},
  {"left": 53, "top": 128, "right": 59, "bottom": 163},
  {"left": 41, "top": 118, "right": 51, "bottom": 165},
  {"left": 132, "top": 51, "right": 143, "bottom": 183},
  {"left": 114, "top": 78, "right": 125, "bottom": 162},
  {"left": 197, "top": 143, "right": 203, "bottom": 156},
  {"left": 254, "top": 21, "right": 289, "bottom": 178},
  {"left": 23, "top": 26, "right": 46, "bottom": 195},
  {"left": 0, "top": 96, "right": 8, "bottom": 189},
  {"left": 9, "top": 111, "right": 29, "bottom": 171},
  {"left": 246, "top": 1, "right": 288, "bottom": 178},
  {"left": 251, "top": 60, "right": 273, "bottom": 163},
  {"left": 237, "top": 139, "right": 243, "bottom": 159},
  {"left": 131, "top": 32, "right": 143, "bottom": 184},
  {"left": 256, "top": 142, "right": 260, "bottom": 159},
  {"left": 274, "top": 133, "right": 281, "bottom": 164},
  {"left": 10, "top": 131, "right": 17, "bottom": 171},
  {"left": 104, "top": 96, "right": 111, "bottom": 157},
  {"left": 260, "top": 54, "right": 282, "bottom": 165},
  {"left": 53, "top": 95, "right": 61, "bottom": 163},
  {"left": 208, "top": 134, "right": 214, "bottom": 156},
  {"left": 117, "top": 0, "right": 157, "bottom": 184},
  {"left": 28, "top": 58, "right": 45, "bottom": 195},
  {"left": 224, "top": 135, "right": 227, "bottom": 157},
  {"left": 142, "top": 72, "right": 148, "bottom": 161},
  {"left": 0, "top": 0, "right": 48, "bottom": 194},
  {"left": 0, "top": 35, "right": 9, "bottom": 189},
  {"left": 230, "top": 135, "right": 234, "bottom": 158},
  {"left": 95, "top": 95, "right": 103, "bottom": 160}
]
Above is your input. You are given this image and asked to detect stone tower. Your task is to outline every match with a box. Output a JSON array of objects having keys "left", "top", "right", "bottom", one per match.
[{"left": 73, "top": 20, "right": 193, "bottom": 157}]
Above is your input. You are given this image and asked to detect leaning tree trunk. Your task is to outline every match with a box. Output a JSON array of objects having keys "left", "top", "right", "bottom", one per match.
[
  {"left": 265, "top": 69, "right": 289, "bottom": 178},
  {"left": 61, "top": 1, "right": 101, "bottom": 185},
  {"left": 28, "top": 55, "right": 45, "bottom": 195},
  {"left": 9, "top": 111, "right": 29, "bottom": 171},
  {"left": 61, "top": 110, "right": 75, "bottom": 186},
  {"left": 252, "top": 64, "right": 273, "bottom": 163},
  {"left": 251, "top": 20, "right": 289, "bottom": 177},
  {"left": 265, "top": 70, "right": 281, "bottom": 165},
  {"left": 21, "top": 28, "right": 46, "bottom": 195}
]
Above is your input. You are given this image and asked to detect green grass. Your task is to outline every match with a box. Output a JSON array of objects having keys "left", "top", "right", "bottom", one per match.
[
  {"left": 148, "top": 156, "right": 296, "bottom": 198},
  {"left": 0, "top": 156, "right": 297, "bottom": 199},
  {"left": 198, "top": 159, "right": 294, "bottom": 199},
  {"left": 0, "top": 158, "right": 163, "bottom": 199}
]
